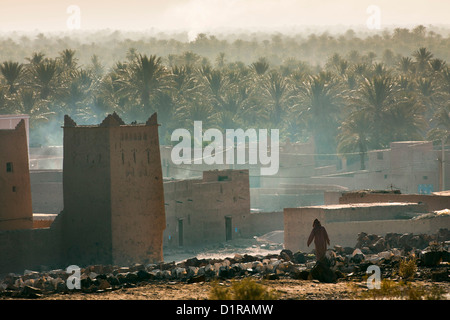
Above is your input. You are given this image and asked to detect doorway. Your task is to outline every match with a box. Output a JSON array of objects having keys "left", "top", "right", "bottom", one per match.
[
  {"left": 225, "top": 216, "right": 232, "bottom": 241},
  {"left": 178, "top": 219, "right": 184, "bottom": 247}
]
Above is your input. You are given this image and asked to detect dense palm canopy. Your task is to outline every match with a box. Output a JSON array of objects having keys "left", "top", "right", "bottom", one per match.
[{"left": 0, "top": 26, "right": 448, "bottom": 164}]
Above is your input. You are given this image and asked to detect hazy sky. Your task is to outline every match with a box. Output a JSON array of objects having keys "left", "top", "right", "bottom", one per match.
[{"left": 0, "top": 0, "right": 449, "bottom": 34}]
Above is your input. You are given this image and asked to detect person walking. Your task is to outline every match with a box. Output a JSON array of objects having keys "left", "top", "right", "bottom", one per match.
[{"left": 307, "top": 218, "right": 330, "bottom": 261}]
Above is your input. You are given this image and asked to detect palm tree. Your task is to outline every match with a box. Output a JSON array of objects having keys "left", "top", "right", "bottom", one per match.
[
  {"left": 398, "top": 57, "right": 415, "bottom": 74},
  {"left": 0, "top": 61, "right": 23, "bottom": 94},
  {"left": 251, "top": 57, "right": 270, "bottom": 76},
  {"left": 215, "top": 52, "right": 226, "bottom": 69},
  {"left": 57, "top": 69, "right": 94, "bottom": 118},
  {"left": 175, "top": 101, "right": 215, "bottom": 129},
  {"left": 59, "top": 49, "right": 78, "bottom": 69},
  {"left": 26, "top": 52, "right": 45, "bottom": 65},
  {"left": 171, "top": 64, "right": 199, "bottom": 101},
  {"left": 213, "top": 90, "right": 247, "bottom": 130},
  {"left": 180, "top": 51, "right": 200, "bottom": 67},
  {"left": 260, "top": 71, "right": 292, "bottom": 129},
  {"left": 349, "top": 75, "right": 396, "bottom": 148},
  {"left": 427, "top": 104, "right": 450, "bottom": 144},
  {"left": 337, "top": 110, "right": 372, "bottom": 170},
  {"left": 32, "top": 59, "right": 60, "bottom": 99},
  {"left": 151, "top": 91, "right": 180, "bottom": 144},
  {"left": 295, "top": 72, "right": 342, "bottom": 154},
  {"left": 118, "top": 54, "right": 169, "bottom": 115},
  {"left": 430, "top": 58, "right": 446, "bottom": 73},
  {"left": 389, "top": 97, "right": 427, "bottom": 141},
  {"left": 412, "top": 47, "right": 433, "bottom": 74},
  {"left": 202, "top": 68, "right": 227, "bottom": 100},
  {"left": 18, "top": 88, "right": 55, "bottom": 127}
]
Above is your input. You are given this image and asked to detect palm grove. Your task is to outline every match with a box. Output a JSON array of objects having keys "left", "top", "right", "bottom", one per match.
[{"left": 0, "top": 26, "right": 449, "bottom": 170}]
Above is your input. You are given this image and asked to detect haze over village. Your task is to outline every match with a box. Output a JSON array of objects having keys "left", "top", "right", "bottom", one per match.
[{"left": 0, "top": 0, "right": 449, "bottom": 303}]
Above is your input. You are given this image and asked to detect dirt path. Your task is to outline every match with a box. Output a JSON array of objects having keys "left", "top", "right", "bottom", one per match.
[{"left": 38, "top": 278, "right": 449, "bottom": 300}]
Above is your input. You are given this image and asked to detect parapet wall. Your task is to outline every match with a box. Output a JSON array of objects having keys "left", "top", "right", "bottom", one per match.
[{"left": 339, "top": 192, "right": 450, "bottom": 212}]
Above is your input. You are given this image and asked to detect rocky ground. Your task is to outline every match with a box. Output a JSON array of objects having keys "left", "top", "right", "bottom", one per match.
[{"left": 1, "top": 230, "right": 449, "bottom": 300}]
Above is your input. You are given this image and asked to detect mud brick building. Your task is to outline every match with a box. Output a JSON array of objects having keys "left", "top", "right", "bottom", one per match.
[
  {"left": 61, "top": 112, "right": 166, "bottom": 266},
  {"left": 0, "top": 113, "right": 166, "bottom": 274},
  {"left": 0, "top": 119, "right": 33, "bottom": 231}
]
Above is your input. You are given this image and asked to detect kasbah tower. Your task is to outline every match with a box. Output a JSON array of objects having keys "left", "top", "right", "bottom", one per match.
[{"left": 61, "top": 112, "right": 166, "bottom": 267}]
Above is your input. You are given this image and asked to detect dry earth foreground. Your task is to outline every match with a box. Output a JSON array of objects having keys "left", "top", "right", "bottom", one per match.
[{"left": 1, "top": 230, "right": 449, "bottom": 301}]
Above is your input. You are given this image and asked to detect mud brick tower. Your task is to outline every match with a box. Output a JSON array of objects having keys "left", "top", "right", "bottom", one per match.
[
  {"left": 0, "top": 119, "right": 33, "bottom": 230},
  {"left": 61, "top": 112, "right": 166, "bottom": 267}
]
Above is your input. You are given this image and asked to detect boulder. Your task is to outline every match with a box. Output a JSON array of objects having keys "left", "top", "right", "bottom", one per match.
[
  {"left": 97, "top": 279, "right": 111, "bottom": 290},
  {"left": 351, "top": 249, "right": 365, "bottom": 264},
  {"left": 421, "top": 250, "right": 444, "bottom": 267},
  {"left": 107, "top": 274, "right": 120, "bottom": 286},
  {"left": 370, "top": 238, "right": 386, "bottom": 253},
  {"left": 218, "top": 266, "right": 231, "bottom": 278},
  {"left": 137, "top": 269, "right": 151, "bottom": 281},
  {"left": 125, "top": 271, "right": 139, "bottom": 283},
  {"left": 385, "top": 233, "right": 401, "bottom": 249},
  {"left": 309, "top": 261, "right": 337, "bottom": 283},
  {"left": 184, "top": 257, "right": 200, "bottom": 268},
  {"left": 21, "top": 285, "right": 42, "bottom": 298},
  {"left": 431, "top": 269, "right": 449, "bottom": 282},
  {"left": 293, "top": 251, "right": 307, "bottom": 264},
  {"left": 279, "top": 249, "right": 293, "bottom": 261},
  {"left": 399, "top": 233, "right": 414, "bottom": 250},
  {"left": 187, "top": 274, "right": 206, "bottom": 284},
  {"left": 333, "top": 245, "right": 344, "bottom": 254}
]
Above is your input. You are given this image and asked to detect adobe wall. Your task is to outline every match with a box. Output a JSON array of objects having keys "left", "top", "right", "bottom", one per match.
[
  {"left": 30, "top": 170, "right": 63, "bottom": 214},
  {"left": 61, "top": 121, "right": 113, "bottom": 266},
  {"left": 0, "top": 120, "right": 33, "bottom": 231},
  {"left": 109, "top": 118, "right": 166, "bottom": 266},
  {"left": 0, "top": 225, "right": 62, "bottom": 275},
  {"left": 239, "top": 211, "right": 284, "bottom": 237},
  {"left": 339, "top": 192, "right": 450, "bottom": 212},
  {"left": 163, "top": 169, "right": 250, "bottom": 248},
  {"left": 283, "top": 202, "right": 446, "bottom": 252},
  {"left": 61, "top": 113, "right": 166, "bottom": 267}
]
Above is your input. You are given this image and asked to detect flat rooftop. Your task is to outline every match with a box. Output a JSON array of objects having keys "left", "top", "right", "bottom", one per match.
[{"left": 286, "top": 202, "right": 425, "bottom": 210}]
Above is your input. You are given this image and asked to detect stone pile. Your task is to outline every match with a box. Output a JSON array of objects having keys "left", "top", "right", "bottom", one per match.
[
  {"left": 356, "top": 228, "right": 450, "bottom": 253},
  {"left": 1, "top": 230, "right": 449, "bottom": 298}
]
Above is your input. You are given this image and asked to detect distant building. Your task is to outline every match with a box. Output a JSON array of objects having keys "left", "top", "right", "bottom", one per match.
[
  {"left": 0, "top": 119, "right": 33, "bottom": 230},
  {"left": 310, "top": 141, "right": 450, "bottom": 195}
]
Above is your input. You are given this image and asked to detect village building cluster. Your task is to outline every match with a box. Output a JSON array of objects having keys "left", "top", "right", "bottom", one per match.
[{"left": 0, "top": 113, "right": 449, "bottom": 275}]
